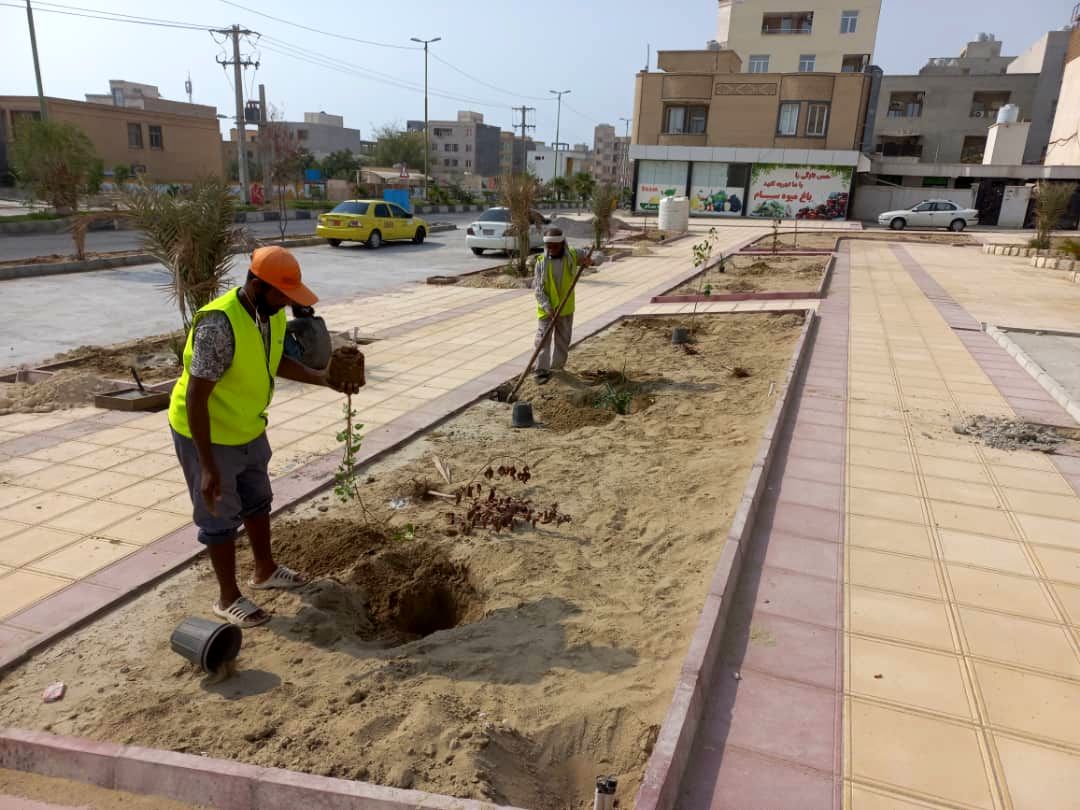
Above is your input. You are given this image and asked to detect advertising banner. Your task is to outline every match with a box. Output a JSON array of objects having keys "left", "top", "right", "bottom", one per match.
[
  {"left": 689, "top": 162, "right": 747, "bottom": 217},
  {"left": 748, "top": 164, "right": 853, "bottom": 220},
  {"left": 636, "top": 160, "right": 688, "bottom": 212}
]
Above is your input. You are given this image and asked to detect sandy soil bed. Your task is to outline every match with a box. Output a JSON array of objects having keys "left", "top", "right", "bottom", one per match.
[
  {"left": 0, "top": 768, "right": 206, "bottom": 809},
  {"left": 667, "top": 254, "right": 827, "bottom": 296},
  {"left": 747, "top": 230, "right": 976, "bottom": 251},
  {"left": 0, "top": 313, "right": 803, "bottom": 810}
]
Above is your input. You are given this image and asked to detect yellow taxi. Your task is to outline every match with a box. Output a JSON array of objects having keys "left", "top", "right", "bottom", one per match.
[{"left": 315, "top": 199, "right": 429, "bottom": 249}]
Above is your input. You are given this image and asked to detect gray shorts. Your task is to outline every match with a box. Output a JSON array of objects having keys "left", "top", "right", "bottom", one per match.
[{"left": 171, "top": 429, "right": 273, "bottom": 546}]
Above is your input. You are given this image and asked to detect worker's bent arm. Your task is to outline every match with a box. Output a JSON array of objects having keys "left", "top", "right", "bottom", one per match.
[
  {"left": 186, "top": 376, "right": 218, "bottom": 469},
  {"left": 276, "top": 355, "right": 328, "bottom": 386}
]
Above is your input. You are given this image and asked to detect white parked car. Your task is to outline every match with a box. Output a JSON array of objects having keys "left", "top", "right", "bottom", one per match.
[
  {"left": 466, "top": 207, "right": 550, "bottom": 255},
  {"left": 877, "top": 200, "right": 979, "bottom": 232}
]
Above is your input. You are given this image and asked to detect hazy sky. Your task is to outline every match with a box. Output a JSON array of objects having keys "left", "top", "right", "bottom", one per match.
[{"left": 1, "top": 0, "right": 1075, "bottom": 148}]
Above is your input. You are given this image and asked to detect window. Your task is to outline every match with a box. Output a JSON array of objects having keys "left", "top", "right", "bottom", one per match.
[
  {"left": 479, "top": 209, "right": 510, "bottom": 222},
  {"left": 932, "top": 202, "right": 957, "bottom": 211},
  {"left": 465, "top": 160, "right": 472, "bottom": 168},
  {"left": 373, "top": 204, "right": 390, "bottom": 218},
  {"left": 444, "top": 143, "right": 452, "bottom": 152},
  {"left": 389, "top": 204, "right": 410, "bottom": 217},
  {"left": 970, "top": 91, "right": 1010, "bottom": 119},
  {"left": 148, "top": 125, "right": 163, "bottom": 150},
  {"left": 433, "top": 127, "right": 452, "bottom": 137},
  {"left": 465, "top": 143, "right": 472, "bottom": 152},
  {"left": 127, "top": 123, "right": 143, "bottom": 148},
  {"left": 748, "top": 55, "right": 770, "bottom": 73},
  {"left": 451, "top": 143, "right": 459, "bottom": 152},
  {"left": 806, "top": 103, "right": 829, "bottom": 136},
  {"left": 330, "top": 201, "right": 370, "bottom": 215},
  {"left": 451, "top": 159, "right": 459, "bottom": 167},
  {"left": 960, "top": 136, "right": 987, "bottom": 163},
  {"left": 913, "top": 202, "right": 934, "bottom": 212},
  {"left": 112, "top": 88, "right": 125, "bottom": 106},
  {"left": 762, "top": 11, "right": 813, "bottom": 33},
  {"left": 887, "top": 91, "right": 924, "bottom": 118},
  {"left": 841, "top": 54, "right": 869, "bottom": 72},
  {"left": 840, "top": 10, "right": 858, "bottom": 33},
  {"left": 443, "top": 158, "right": 451, "bottom": 166},
  {"left": 799, "top": 54, "right": 816, "bottom": 72},
  {"left": 296, "top": 129, "right": 309, "bottom": 141},
  {"left": 777, "top": 102, "right": 799, "bottom": 136},
  {"left": 664, "top": 105, "right": 708, "bottom": 134}
]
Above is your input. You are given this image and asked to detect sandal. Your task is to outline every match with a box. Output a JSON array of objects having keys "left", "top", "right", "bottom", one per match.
[
  {"left": 534, "top": 370, "right": 551, "bottom": 385},
  {"left": 250, "top": 564, "right": 305, "bottom": 591},
  {"left": 213, "top": 596, "right": 270, "bottom": 628}
]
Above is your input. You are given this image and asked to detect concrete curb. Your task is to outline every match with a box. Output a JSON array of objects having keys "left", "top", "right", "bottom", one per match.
[
  {"left": 984, "top": 324, "right": 1080, "bottom": 424},
  {"left": 635, "top": 308, "right": 817, "bottom": 810},
  {"left": 0, "top": 728, "right": 523, "bottom": 810}
]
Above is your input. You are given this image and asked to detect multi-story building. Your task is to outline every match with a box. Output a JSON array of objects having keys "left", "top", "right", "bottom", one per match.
[
  {"left": 592, "top": 124, "right": 632, "bottom": 188},
  {"left": 629, "top": 48, "right": 873, "bottom": 218},
  {"left": 0, "top": 94, "right": 223, "bottom": 183},
  {"left": 407, "top": 110, "right": 501, "bottom": 185},
  {"left": 527, "top": 141, "right": 593, "bottom": 184},
  {"left": 1046, "top": 21, "right": 1080, "bottom": 166},
  {"left": 85, "top": 79, "right": 217, "bottom": 120},
  {"left": 277, "top": 111, "right": 368, "bottom": 160},
  {"left": 499, "top": 130, "right": 531, "bottom": 176},
  {"left": 716, "top": 0, "right": 881, "bottom": 74}
]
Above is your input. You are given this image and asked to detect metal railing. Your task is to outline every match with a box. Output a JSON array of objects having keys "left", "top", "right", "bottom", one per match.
[{"left": 761, "top": 26, "right": 812, "bottom": 34}]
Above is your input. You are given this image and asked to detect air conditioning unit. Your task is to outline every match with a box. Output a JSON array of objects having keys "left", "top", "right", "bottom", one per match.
[{"left": 973, "top": 111, "right": 984, "bottom": 118}]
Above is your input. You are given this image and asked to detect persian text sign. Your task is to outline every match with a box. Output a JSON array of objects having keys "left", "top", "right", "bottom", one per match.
[{"left": 748, "top": 164, "right": 853, "bottom": 220}]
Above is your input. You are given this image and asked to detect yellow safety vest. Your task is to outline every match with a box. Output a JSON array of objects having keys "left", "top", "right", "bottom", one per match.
[
  {"left": 537, "top": 247, "right": 578, "bottom": 319},
  {"left": 169, "top": 289, "right": 286, "bottom": 446}
]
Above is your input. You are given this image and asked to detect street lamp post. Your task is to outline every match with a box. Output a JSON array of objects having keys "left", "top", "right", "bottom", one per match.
[
  {"left": 411, "top": 36, "right": 441, "bottom": 201},
  {"left": 619, "top": 116, "right": 632, "bottom": 188},
  {"left": 550, "top": 89, "right": 570, "bottom": 182}
]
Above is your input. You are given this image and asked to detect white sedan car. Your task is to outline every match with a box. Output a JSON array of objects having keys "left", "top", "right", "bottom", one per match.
[
  {"left": 466, "top": 207, "right": 550, "bottom": 255},
  {"left": 878, "top": 200, "right": 979, "bottom": 232}
]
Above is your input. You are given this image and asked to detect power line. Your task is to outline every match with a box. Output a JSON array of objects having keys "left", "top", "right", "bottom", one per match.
[
  {"left": 429, "top": 53, "right": 548, "bottom": 102},
  {"left": 219, "top": 0, "right": 418, "bottom": 50},
  {"left": 0, "top": 1, "right": 220, "bottom": 30}
]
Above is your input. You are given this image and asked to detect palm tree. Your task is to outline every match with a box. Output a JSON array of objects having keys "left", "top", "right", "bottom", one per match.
[
  {"left": 572, "top": 172, "right": 596, "bottom": 208},
  {"left": 125, "top": 177, "right": 238, "bottom": 330},
  {"left": 590, "top": 183, "right": 619, "bottom": 249},
  {"left": 500, "top": 172, "right": 537, "bottom": 276}
]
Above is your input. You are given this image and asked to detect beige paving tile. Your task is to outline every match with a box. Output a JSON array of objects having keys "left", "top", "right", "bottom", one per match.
[
  {"left": 68, "top": 446, "right": 146, "bottom": 471},
  {"left": 995, "top": 734, "right": 1080, "bottom": 810},
  {"left": 0, "top": 526, "right": 82, "bottom": 567},
  {"left": 81, "top": 427, "right": 149, "bottom": 446},
  {"left": 25, "top": 440, "right": 100, "bottom": 464},
  {"left": 848, "top": 465, "right": 921, "bottom": 498},
  {"left": 12, "top": 463, "right": 96, "bottom": 491},
  {"left": 1014, "top": 513, "right": 1080, "bottom": 552},
  {"left": 911, "top": 437, "right": 983, "bottom": 462},
  {"left": 975, "top": 662, "right": 1080, "bottom": 746},
  {"left": 118, "top": 431, "right": 175, "bottom": 452},
  {"left": 989, "top": 465, "right": 1076, "bottom": 496},
  {"left": 105, "top": 479, "right": 187, "bottom": 508},
  {"left": 45, "top": 500, "right": 141, "bottom": 534},
  {"left": 154, "top": 466, "right": 189, "bottom": 485},
  {"left": 847, "top": 514, "right": 933, "bottom": 557},
  {"left": 108, "top": 453, "right": 179, "bottom": 478},
  {"left": 0, "top": 456, "right": 52, "bottom": 480},
  {"left": 929, "top": 501, "right": 1016, "bottom": 541},
  {"left": 0, "top": 492, "right": 87, "bottom": 525},
  {"left": 848, "top": 700, "right": 994, "bottom": 809},
  {"left": 849, "top": 637, "right": 971, "bottom": 719},
  {"left": 849, "top": 548, "right": 941, "bottom": 598},
  {"left": 917, "top": 456, "right": 990, "bottom": 485},
  {"left": 1030, "top": 546, "right": 1080, "bottom": 586},
  {"left": 0, "top": 485, "right": 41, "bottom": 510},
  {"left": 959, "top": 606, "right": 1080, "bottom": 677},
  {"left": 57, "top": 470, "right": 143, "bottom": 499},
  {"left": 947, "top": 565, "right": 1057, "bottom": 621},
  {"left": 848, "top": 587, "right": 955, "bottom": 652},
  {"left": 29, "top": 536, "right": 138, "bottom": 578},
  {"left": 0, "top": 569, "right": 70, "bottom": 617},
  {"left": 100, "top": 510, "right": 191, "bottom": 545},
  {"left": 849, "top": 415, "right": 907, "bottom": 436},
  {"left": 1001, "top": 489, "right": 1080, "bottom": 522},
  {"left": 937, "top": 530, "right": 1034, "bottom": 576},
  {"left": 155, "top": 491, "right": 193, "bottom": 516},
  {"left": 1055, "top": 583, "right": 1080, "bottom": 626},
  {"left": 921, "top": 476, "right": 1001, "bottom": 509},
  {"left": 0, "top": 519, "right": 25, "bottom": 541},
  {"left": 850, "top": 488, "right": 925, "bottom": 524},
  {"left": 979, "top": 447, "right": 1057, "bottom": 472},
  {"left": 847, "top": 784, "right": 956, "bottom": 809},
  {"left": 848, "top": 429, "right": 910, "bottom": 452}
]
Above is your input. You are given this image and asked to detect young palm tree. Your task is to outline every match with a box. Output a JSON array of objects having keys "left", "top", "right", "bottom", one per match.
[
  {"left": 125, "top": 177, "right": 238, "bottom": 330},
  {"left": 500, "top": 172, "right": 537, "bottom": 276},
  {"left": 590, "top": 183, "right": 619, "bottom": 249},
  {"left": 1031, "top": 182, "right": 1076, "bottom": 252}
]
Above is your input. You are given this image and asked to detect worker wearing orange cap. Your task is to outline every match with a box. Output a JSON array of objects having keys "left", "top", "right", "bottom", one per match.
[{"left": 169, "top": 246, "right": 361, "bottom": 628}]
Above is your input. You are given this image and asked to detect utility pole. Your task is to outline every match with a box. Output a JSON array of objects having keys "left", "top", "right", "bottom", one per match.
[
  {"left": 411, "top": 36, "right": 441, "bottom": 200},
  {"left": 215, "top": 25, "right": 258, "bottom": 204},
  {"left": 258, "top": 83, "right": 271, "bottom": 200},
  {"left": 512, "top": 105, "right": 536, "bottom": 177},
  {"left": 619, "top": 116, "right": 632, "bottom": 188},
  {"left": 25, "top": 1, "right": 47, "bottom": 119},
  {"left": 549, "top": 90, "right": 570, "bottom": 182}
]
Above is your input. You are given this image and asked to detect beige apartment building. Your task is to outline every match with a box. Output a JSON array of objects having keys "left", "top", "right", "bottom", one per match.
[
  {"left": 716, "top": 0, "right": 881, "bottom": 74},
  {"left": 0, "top": 95, "right": 223, "bottom": 183},
  {"left": 1046, "top": 24, "right": 1080, "bottom": 166},
  {"left": 593, "top": 124, "right": 632, "bottom": 188},
  {"left": 630, "top": 49, "right": 872, "bottom": 219}
]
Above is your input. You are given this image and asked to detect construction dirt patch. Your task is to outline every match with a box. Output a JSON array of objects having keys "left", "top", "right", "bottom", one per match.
[
  {"left": 953, "top": 415, "right": 1068, "bottom": 453},
  {"left": 747, "top": 230, "right": 976, "bottom": 251},
  {"left": 0, "top": 312, "right": 804, "bottom": 810},
  {"left": 667, "top": 254, "right": 827, "bottom": 296}
]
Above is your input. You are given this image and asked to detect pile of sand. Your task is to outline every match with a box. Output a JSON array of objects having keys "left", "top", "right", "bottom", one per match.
[
  {"left": 953, "top": 415, "right": 1065, "bottom": 453},
  {"left": 50, "top": 334, "right": 182, "bottom": 384},
  {"left": 0, "top": 370, "right": 115, "bottom": 415}
]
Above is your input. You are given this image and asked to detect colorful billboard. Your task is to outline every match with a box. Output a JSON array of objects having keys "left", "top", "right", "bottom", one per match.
[
  {"left": 748, "top": 164, "right": 853, "bottom": 220},
  {"left": 690, "top": 162, "right": 748, "bottom": 217},
  {"left": 636, "top": 160, "right": 688, "bottom": 212}
]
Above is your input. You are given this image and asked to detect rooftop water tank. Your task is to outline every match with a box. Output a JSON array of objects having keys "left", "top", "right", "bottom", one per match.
[{"left": 997, "top": 104, "right": 1020, "bottom": 124}]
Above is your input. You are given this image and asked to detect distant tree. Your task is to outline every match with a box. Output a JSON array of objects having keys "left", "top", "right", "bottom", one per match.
[
  {"left": 85, "top": 159, "right": 105, "bottom": 196},
  {"left": 572, "top": 171, "right": 596, "bottom": 207},
  {"left": 500, "top": 172, "right": 538, "bottom": 276},
  {"left": 264, "top": 116, "right": 305, "bottom": 243},
  {"left": 1031, "top": 181, "right": 1077, "bottom": 251},
  {"left": 11, "top": 120, "right": 100, "bottom": 214},
  {"left": 590, "top": 183, "right": 619, "bottom": 249},
  {"left": 372, "top": 123, "right": 425, "bottom": 172},
  {"left": 297, "top": 148, "right": 317, "bottom": 171},
  {"left": 112, "top": 164, "right": 132, "bottom": 189},
  {"left": 548, "top": 176, "right": 571, "bottom": 202},
  {"left": 320, "top": 149, "right": 361, "bottom": 180}
]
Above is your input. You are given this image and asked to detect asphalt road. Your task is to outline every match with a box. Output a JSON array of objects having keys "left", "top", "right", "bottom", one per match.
[{"left": 0, "top": 211, "right": 589, "bottom": 369}]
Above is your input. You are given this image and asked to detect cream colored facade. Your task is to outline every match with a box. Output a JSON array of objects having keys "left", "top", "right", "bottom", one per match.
[
  {"left": 1045, "top": 27, "right": 1080, "bottom": 166},
  {"left": 717, "top": 0, "right": 881, "bottom": 74}
]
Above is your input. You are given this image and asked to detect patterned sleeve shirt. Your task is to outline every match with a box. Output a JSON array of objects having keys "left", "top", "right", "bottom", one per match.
[{"left": 189, "top": 310, "right": 270, "bottom": 382}]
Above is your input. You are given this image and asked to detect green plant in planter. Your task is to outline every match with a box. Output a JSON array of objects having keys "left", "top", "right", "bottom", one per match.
[
  {"left": 334, "top": 402, "right": 365, "bottom": 502},
  {"left": 595, "top": 382, "right": 634, "bottom": 415},
  {"left": 688, "top": 228, "right": 719, "bottom": 336}
]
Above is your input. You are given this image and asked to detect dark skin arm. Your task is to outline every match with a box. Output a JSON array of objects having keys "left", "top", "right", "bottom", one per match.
[
  {"left": 277, "top": 355, "right": 362, "bottom": 395},
  {"left": 186, "top": 376, "right": 221, "bottom": 514}
]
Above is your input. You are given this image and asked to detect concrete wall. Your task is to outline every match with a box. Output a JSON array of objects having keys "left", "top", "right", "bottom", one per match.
[
  {"left": 1046, "top": 32, "right": 1080, "bottom": 166},
  {"left": 1008, "top": 31, "right": 1071, "bottom": 163},
  {"left": 0, "top": 96, "right": 223, "bottom": 182},
  {"left": 873, "top": 73, "right": 1038, "bottom": 163},
  {"left": 719, "top": 0, "right": 882, "bottom": 73},
  {"left": 851, "top": 185, "right": 974, "bottom": 221},
  {"left": 633, "top": 64, "right": 871, "bottom": 151},
  {"left": 284, "top": 121, "right": 365, "bottom": 159}
]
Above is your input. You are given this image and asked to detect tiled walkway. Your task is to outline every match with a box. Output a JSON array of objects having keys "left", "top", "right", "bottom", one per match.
[{"left": 0, "top": 227, "right": 767, "bottom": 664}]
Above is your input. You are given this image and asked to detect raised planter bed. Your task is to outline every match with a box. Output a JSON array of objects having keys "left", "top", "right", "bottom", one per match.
[{"left": 651, "top": 254, "right": 835, "bottom": 304}]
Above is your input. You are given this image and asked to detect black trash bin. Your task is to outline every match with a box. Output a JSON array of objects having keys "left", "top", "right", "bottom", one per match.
[{"left": 170, "top": 617, "right": 242, "bottom": 673}]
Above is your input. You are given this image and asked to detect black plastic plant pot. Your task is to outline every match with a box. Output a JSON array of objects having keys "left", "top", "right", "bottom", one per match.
[
  {"left": 671, "top": 327, "right": 691, "bottom": 345},
  {"left": 511, "top": 401, "right": 535, "bottom": 428},
  {"left": 170, "top": 617, "right": 243, "bottom": 673}
]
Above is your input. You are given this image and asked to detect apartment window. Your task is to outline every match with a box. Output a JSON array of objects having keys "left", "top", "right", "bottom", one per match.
[
  {"left": 664, "top": 105, "right": 708, "bottom": 134},
  {"left": 433, "top": 126, "right": 452, "bottom": 137},
  {"left": 806, "top": 103, "right": 829, "bottom": 136},
  {"left": 748, "top": 55, "right": 770, "bottom": 73},
  {"left": 465, "top": 159, "right": 472, "bottom": 168},
  {"left": 841, "top": 54, "right": 869, "bottom": 72},
  {"left": 444, "top": 143, "right": 452, "bottom": 152},
  {"left": 127, "top": 123, "right": 143, "bottom": 148},
  {"left": 112, "top": 88, "right": 125, "bottom": 106},
  {"left": 799, "top": 54, "right": 816, "bottom": 72},
  {"left": 960, "top": 135, "right": 987, "bottom": 163},
  {"left": 970, "top": 91, "right": 1011, "bottom": 119},
  {"left": 451, "top": 159, "right": 459, "bottom": 167},
  {"left": 887, "top": 91, "right": 924, "bottom": 118},
  {"left": 762, "top": 11, "right": 813, "bottom": 34},
  {"left": 296, "top": 129, "right": 309, "bottom": 141},
  {"left": 777, "top": 102, "right": 799, "bottom": 136},
  {"left": 148, "top": 125, "right": 163, "bottom": 150},
  {"left": 840, "top": 10, "right": 858, "bottom": 33},
  {"left": 465, "top": 143, "right": 472, "bottom": 152},
  {"left": 451, "top": 143, "right": 459, "bottom": 152},
  {"left": 444, "top": 158, "right": 451, "bottom": 166}
]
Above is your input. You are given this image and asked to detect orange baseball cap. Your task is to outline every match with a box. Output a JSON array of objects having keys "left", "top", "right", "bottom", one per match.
[{"left": 250, "top": 246, "right": 318, "bottom": 307}]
